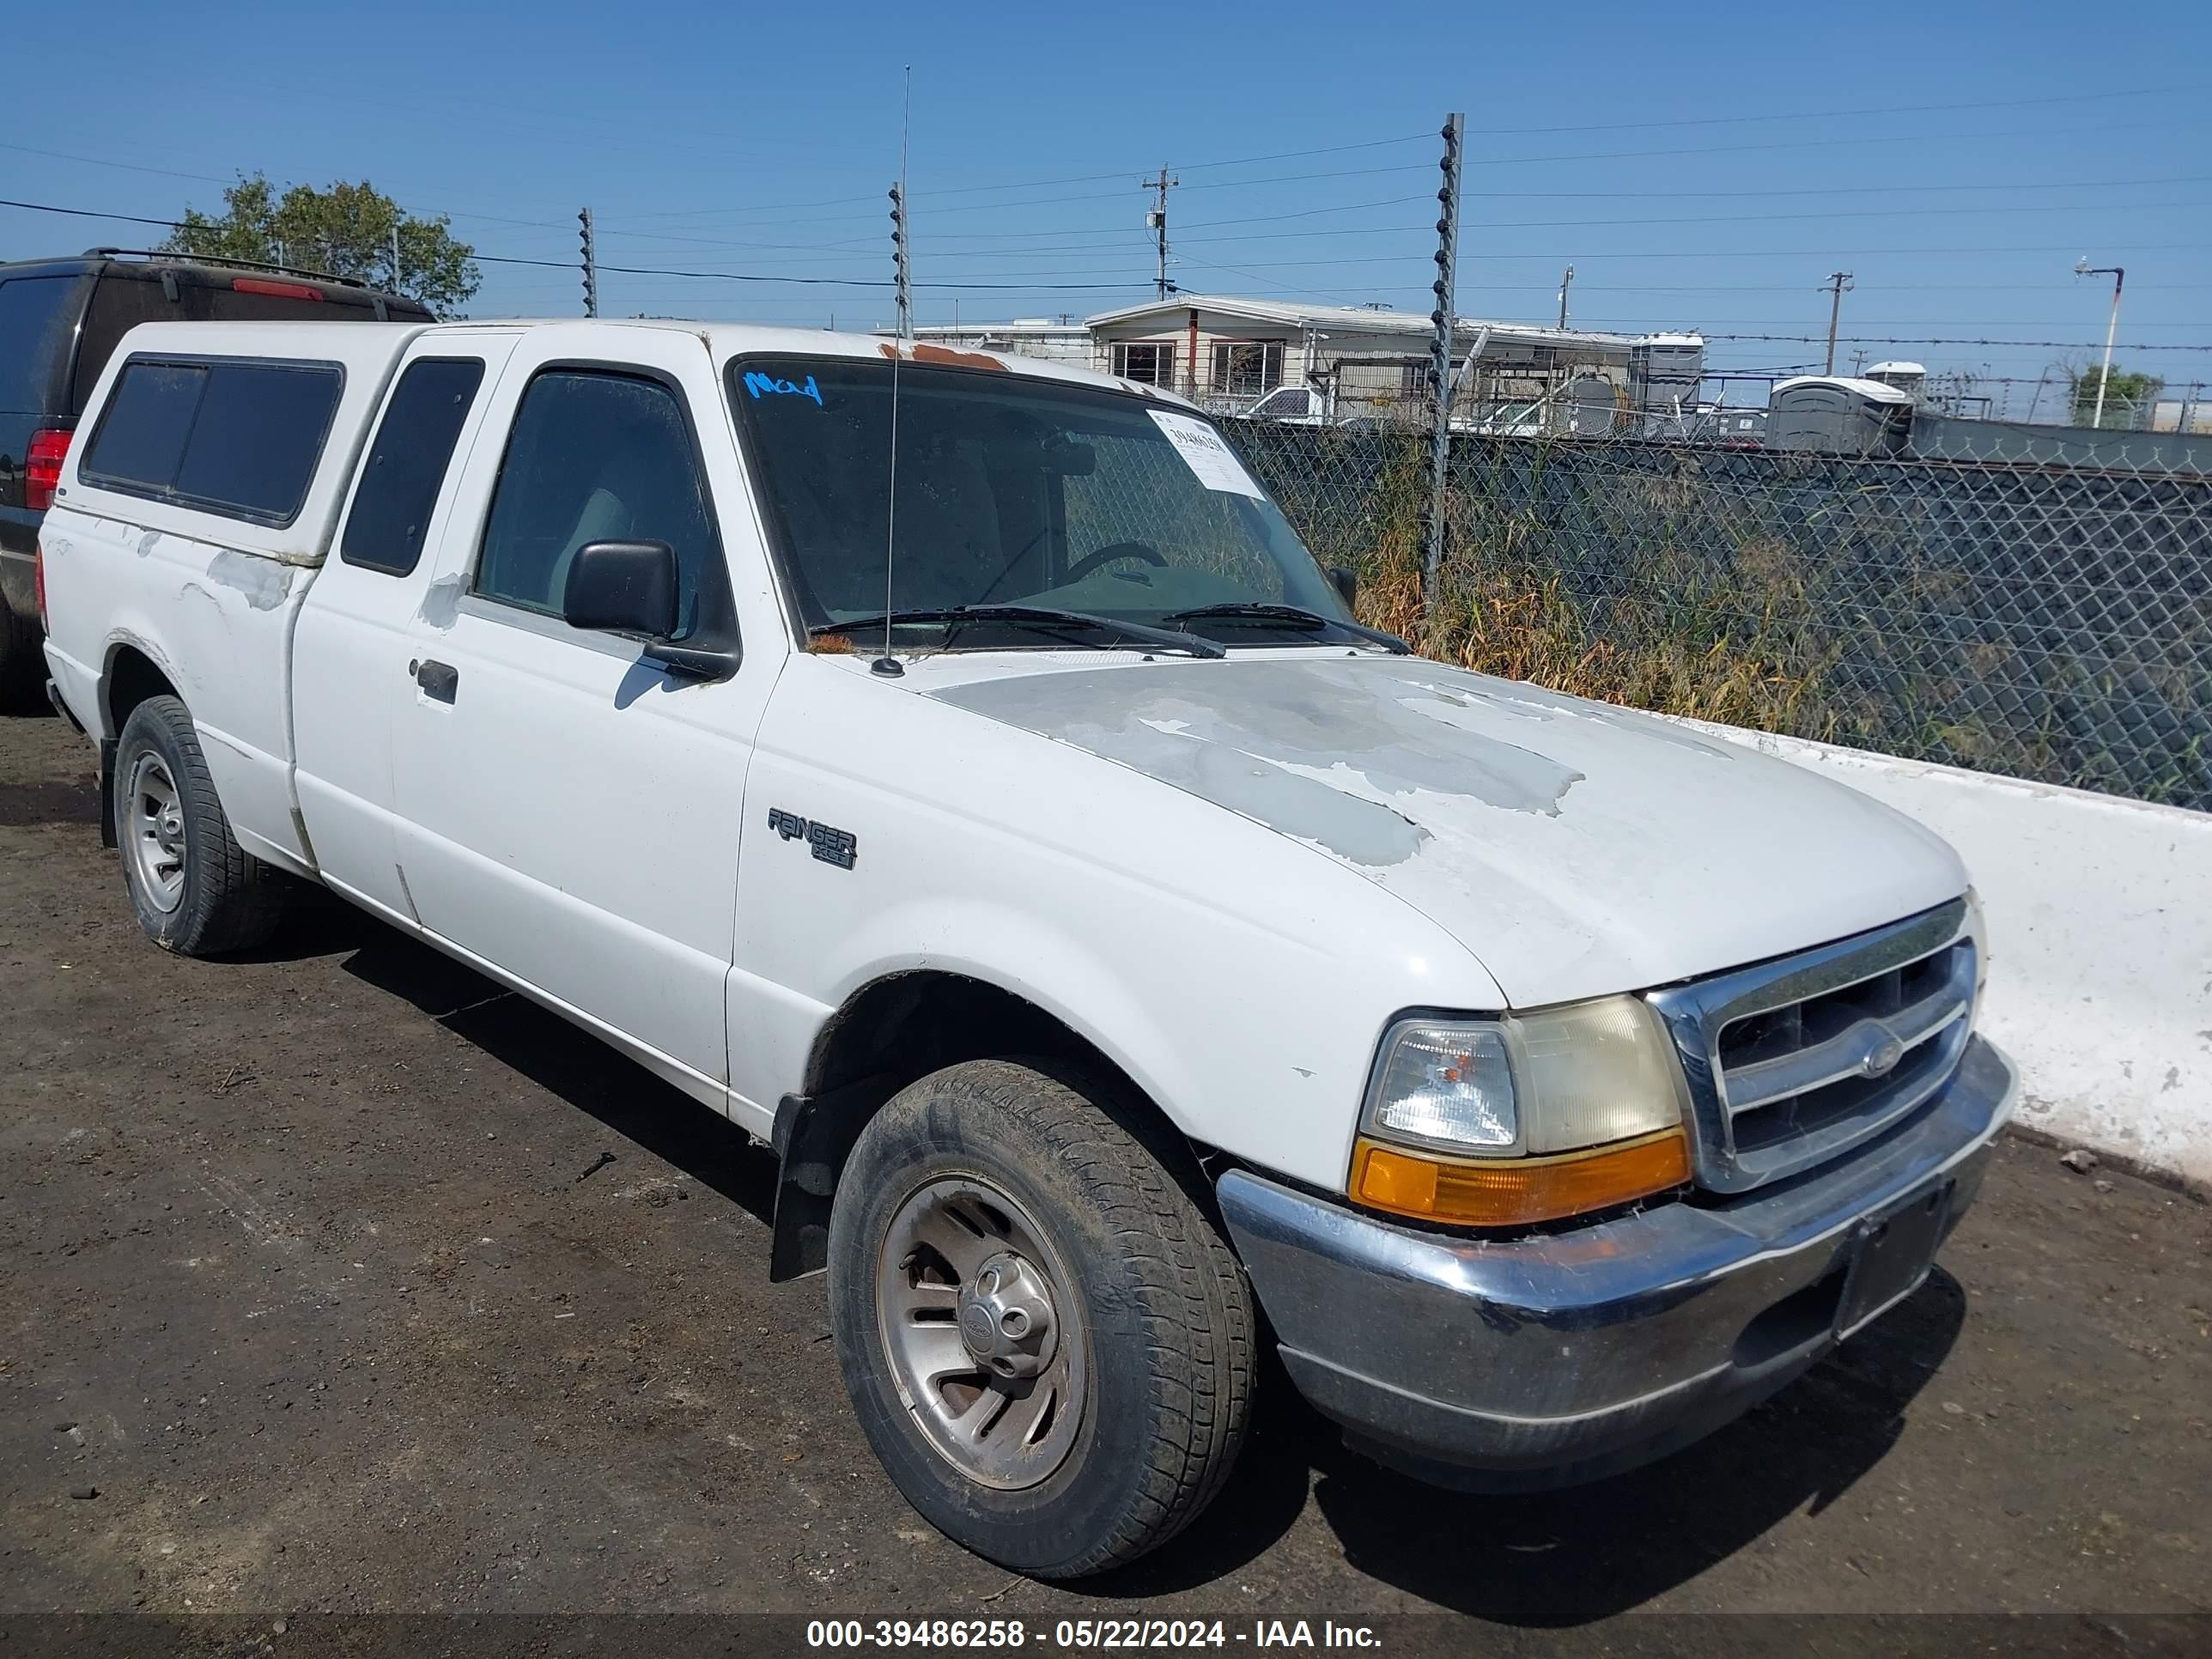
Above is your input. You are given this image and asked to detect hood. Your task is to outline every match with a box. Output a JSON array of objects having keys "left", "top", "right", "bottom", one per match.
[{"left": 923, "top": 654, "right": 1966, "bottom": 1007}]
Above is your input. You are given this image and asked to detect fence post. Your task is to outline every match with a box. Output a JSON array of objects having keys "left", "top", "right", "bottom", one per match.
[{"left": 1425, "top": 112, "right": 1464, "bottom": 625}]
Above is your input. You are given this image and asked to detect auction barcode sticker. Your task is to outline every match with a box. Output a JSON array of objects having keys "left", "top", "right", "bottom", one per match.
[{"left": 1148, "top": 410, "right": 1266, "bottom": 498}]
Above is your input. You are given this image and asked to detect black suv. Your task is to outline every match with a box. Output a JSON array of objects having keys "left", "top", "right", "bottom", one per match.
[{"left": 0, "top": 250, "right": 431, "bottom": 702}]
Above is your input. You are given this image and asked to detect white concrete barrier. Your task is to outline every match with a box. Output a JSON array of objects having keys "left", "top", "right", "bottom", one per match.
[{"left": 1671, "top": 718, "right": 2212, "bottom": 1188}]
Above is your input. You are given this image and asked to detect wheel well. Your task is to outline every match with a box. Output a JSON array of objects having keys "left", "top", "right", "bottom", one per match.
[
  {"left": 802, "top": 970, "right": 1132, "bottom": 1099},
  {"left": 769, "top": 970, "right": 1206, "bottom": 1281},
  {"left": 96, "top": 647, "right": 180, "bottom": 848},
  {"left": 105, "top": 645, "right": 178, "bottom": 738}
]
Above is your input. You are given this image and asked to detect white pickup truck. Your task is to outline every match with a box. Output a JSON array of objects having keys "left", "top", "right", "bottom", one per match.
[{"left": 39, "top": 317, "right": 2016, "bottom": 1578}]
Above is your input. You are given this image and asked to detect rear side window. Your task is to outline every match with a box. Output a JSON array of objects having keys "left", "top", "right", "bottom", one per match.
[
  {"left": 71, "top": 274, "right": 182, "bottom": 413},
  {"left": 340, "top": 358, "right": 486, "bottom": 575},
  {"left": 80, "top": 356, "right": 344, "bottom": 526},
  {"left": 78, "top": 362, "right": 200, "bottom": 487},
  {"left": 0, "top": 275, "right": 88, "bottom": 415}
]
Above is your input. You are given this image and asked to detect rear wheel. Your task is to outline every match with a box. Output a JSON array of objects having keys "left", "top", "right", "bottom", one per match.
[
  {"left": 113, "top": 695, "right": 284, "bottom": 956},
  {"left": 828, "top": 1059, "right": 1254, "bottom": 1578},
  {"left": 0, "top": 598, "right": 41, "bottom": 710}
]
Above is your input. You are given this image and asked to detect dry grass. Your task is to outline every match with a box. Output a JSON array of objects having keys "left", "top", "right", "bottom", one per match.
[
  {"left": 1230, "top": 421, "right": 2208, "bottom": 810},
  {"left": 1344, "top": 447, "right": 1832, "bottom": 736}
]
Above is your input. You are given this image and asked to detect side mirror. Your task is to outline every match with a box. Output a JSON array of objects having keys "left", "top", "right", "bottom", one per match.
[
  {"left": 564, "top": 539, "right": 679, "bottom": 639},
  {"left": 1330, "top": 565, "right": 1358, "bottom": 608}
]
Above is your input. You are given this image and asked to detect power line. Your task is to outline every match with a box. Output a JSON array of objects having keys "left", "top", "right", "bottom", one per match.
[
  {"left": 598, "top": 115, "right": 2203, "bottom": 239},
  {"left": 0, "top": 198, "right": 1148, "bottom": 293},
  {"left": 1461, "top": 118, "right": 2185, "bottom": 172},
  {"left": 1454, "top": 173, "right": 2212, "bottom": 200},
  {"left": 1457, "top": 79, "right": 2210, "bottom": 137},
  {"left": 471, "top": 251, "right": 1146, "bottom": 292},
  {"left": 0, "top": 142, "right": 233, "bottom": 186},
  {"left": 13, "top": 198, "right": 2212, "bottom": 274},
  {"left": 890, "top": 194, "right": 2212, "bottom": 256},
  {"left": 1705, "top": 332, "right": 2212, "bottom": 351},
  {"left": 586, "top": 106, "right": 2210, "bottom": 232},
  {"left": 0, "top": 198, "right": 176, "bottom": 229},
  {"left": 619, "top": 133, "right": 1440, "bottom": 222}
]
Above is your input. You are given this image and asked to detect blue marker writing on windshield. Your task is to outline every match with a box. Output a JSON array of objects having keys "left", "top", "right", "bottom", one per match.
[{"left": 743, "top": 370, "right": 823, "bottom": 406}]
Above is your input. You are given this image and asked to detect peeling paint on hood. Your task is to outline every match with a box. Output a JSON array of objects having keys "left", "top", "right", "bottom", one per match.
[
  {"left": 925, "top": 654, "right": 1968, "bottom": 1006},
  {"left": 936, "top": 659, "right": 1586, "bottom": 867}
]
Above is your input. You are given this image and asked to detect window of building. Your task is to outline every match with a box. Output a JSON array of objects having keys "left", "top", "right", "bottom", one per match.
[
  {"left": 1400, "top": 358, "right": 1435, "bottom": 396},
  {"left": 340, "top": 358, "right": 487, "bottom": 576},
  {"left": 80, "top": 356, "right": 343, "bottom": 525},
  {"left": 474, "top": 369, "right": 718, "bottom": 637},
  {"left": 1211, "top": 341, "right": 1285, "bottom": 398},
  {"left": 1110, "top": 342, "right": 1176, "bottom": 386}
]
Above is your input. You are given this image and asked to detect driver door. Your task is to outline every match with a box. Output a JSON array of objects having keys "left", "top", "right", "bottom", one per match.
[{"left": 389, "top": 326, "right": 772, "bottom": 1102}]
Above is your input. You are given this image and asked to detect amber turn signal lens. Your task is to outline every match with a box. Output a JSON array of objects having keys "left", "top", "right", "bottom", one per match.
[{"left": 1351, "top": 1127, "right": 1692, "bottom": 1226}]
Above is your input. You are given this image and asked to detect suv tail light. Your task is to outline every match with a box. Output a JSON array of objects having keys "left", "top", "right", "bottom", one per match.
[
  {"left": 232, "top": 276, "right": 325, "bottom": 301},
  {"left": 34, "top": 540, "right": 47, "bottom": 629},
  {"left": 26, "top": 427, "right": 70, "bottom": 512}
]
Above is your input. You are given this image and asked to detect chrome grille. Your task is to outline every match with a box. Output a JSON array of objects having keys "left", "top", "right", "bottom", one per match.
[{"left": 1646, "top": 899, "right": 1978, "bottom": 1194}]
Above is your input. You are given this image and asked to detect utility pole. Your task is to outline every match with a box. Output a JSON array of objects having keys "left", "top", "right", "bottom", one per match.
[
  {"left": 888, "top": 183, "right": 914, "bottom": 340},
  {"left": 1146, "top": 167, "right": 1178, "bottom": 301},
  {"left": 389, "top": 222, "right": 402, "bottom": 297},
  {"left": 1556, "top": 264, "right": 1573, "bottom": 330},
  {"left": 578, "top": 208, "right": 598, "bottom": 318},
  {"left": 1424, "top": 112, "right": 1465, "bottom": 619},
  {"left": 1821, "top": 271, "right": 1853, "bottom": 374},
  {"left": 2075, "top": 258, "right": 2125, "bottom": 428}
]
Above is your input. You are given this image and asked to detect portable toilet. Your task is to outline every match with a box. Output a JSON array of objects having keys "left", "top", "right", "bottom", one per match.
[
  {"left": 1863, "top": 361, "right": 1928, "bottom": 400},
  {"left": 1767, "top": 375, "right": 1915, "bottom": 454}
]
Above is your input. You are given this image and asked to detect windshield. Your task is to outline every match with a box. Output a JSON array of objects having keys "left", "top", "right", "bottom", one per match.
[{"left": 726, "top": 356, "right": 1352, "bottom": 647}]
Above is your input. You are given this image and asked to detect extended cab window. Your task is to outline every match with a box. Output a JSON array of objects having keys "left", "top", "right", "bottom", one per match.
[
  {"left": 80, "top": 356, "right": 343, "bottom": 525},
  {"left": 340, "top": 358, "right": 486, "bottom": 576},
  {"left": 473, "top": 369, "right": 717, "bottom": 635}
]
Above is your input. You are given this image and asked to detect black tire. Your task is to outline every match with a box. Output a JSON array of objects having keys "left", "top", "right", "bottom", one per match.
[
  {"left": 112, "top": 695, "right": 284, "bottom": 955},
  {"left": 828, "top": 1058, "right": 1254, "bottom": 1579},
  {"left": 0, "top": 598, "right": 42, "bottom": 711}
]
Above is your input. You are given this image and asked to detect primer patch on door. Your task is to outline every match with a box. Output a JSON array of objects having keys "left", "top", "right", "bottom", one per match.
[{"left": 1148, "top": 410, "right": 1265, "bottom": 498}]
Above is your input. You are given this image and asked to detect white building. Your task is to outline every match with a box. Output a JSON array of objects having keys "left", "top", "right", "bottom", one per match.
[{"left": 900, "top": 295, "right": 1701, "bottom": 434}]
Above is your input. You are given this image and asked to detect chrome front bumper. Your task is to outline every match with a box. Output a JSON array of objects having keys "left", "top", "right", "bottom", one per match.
[{"left": 1218, "top": 1034, "right": 2017, "bottom": 1490}]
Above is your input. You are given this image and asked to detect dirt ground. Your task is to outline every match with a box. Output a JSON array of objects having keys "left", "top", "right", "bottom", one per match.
[{"left": 3, "top": 704, "right": 2209, "bottom": 1650}]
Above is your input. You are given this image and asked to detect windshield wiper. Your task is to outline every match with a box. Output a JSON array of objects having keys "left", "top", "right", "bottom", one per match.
[
  {"left": 818, "top": 605, "right": 1225, "bottom": 660},
  {"left": 1161, "top": 602, "right": 1411, "bottom": 654}
]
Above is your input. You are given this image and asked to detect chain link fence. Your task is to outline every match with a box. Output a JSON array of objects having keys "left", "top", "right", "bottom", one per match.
[{"left": 1220, "top": 417, "right": 2212, "bottom": 813}]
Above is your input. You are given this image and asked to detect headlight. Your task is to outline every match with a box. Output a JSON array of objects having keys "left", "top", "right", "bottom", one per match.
[{"left": 1351, "top": 996, "right": 1691, "bottom": 1227}]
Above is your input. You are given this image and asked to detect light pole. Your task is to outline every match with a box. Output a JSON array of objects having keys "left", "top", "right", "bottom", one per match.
[{"left": 2075, "top": 258, "right": 2125, "bottom": 428}]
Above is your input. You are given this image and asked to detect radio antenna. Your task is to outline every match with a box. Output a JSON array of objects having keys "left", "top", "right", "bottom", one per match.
[{"left": 872, "top": 66, "right": 914, "bottom": 679}]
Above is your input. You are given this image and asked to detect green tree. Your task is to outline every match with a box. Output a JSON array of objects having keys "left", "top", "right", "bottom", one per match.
[
  {"left": 165, "top": 175, "right": 479, "bottom": 316},
  {"left": 2064, "top": 361, "right": 2163, "bottom": 428}
]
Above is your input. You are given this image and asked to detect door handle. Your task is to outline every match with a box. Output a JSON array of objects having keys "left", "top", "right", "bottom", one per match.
[{"left": 411, "top": 658, "right": 459, "bottom": 704}]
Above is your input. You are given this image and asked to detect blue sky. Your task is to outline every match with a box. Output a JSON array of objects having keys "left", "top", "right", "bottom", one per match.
[{"left": 7, "top": 0, "right": 2209, "bottom": 411}]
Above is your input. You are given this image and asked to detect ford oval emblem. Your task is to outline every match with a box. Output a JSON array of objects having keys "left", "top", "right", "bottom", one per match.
[{"left": 1860, "top": 1025, "right": 1906, "bottom": 1079}]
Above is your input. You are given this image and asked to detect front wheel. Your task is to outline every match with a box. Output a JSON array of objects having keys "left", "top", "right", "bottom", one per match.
[{"left": 828, "top": 1059, "right": 1254, "bottom": 1578}]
